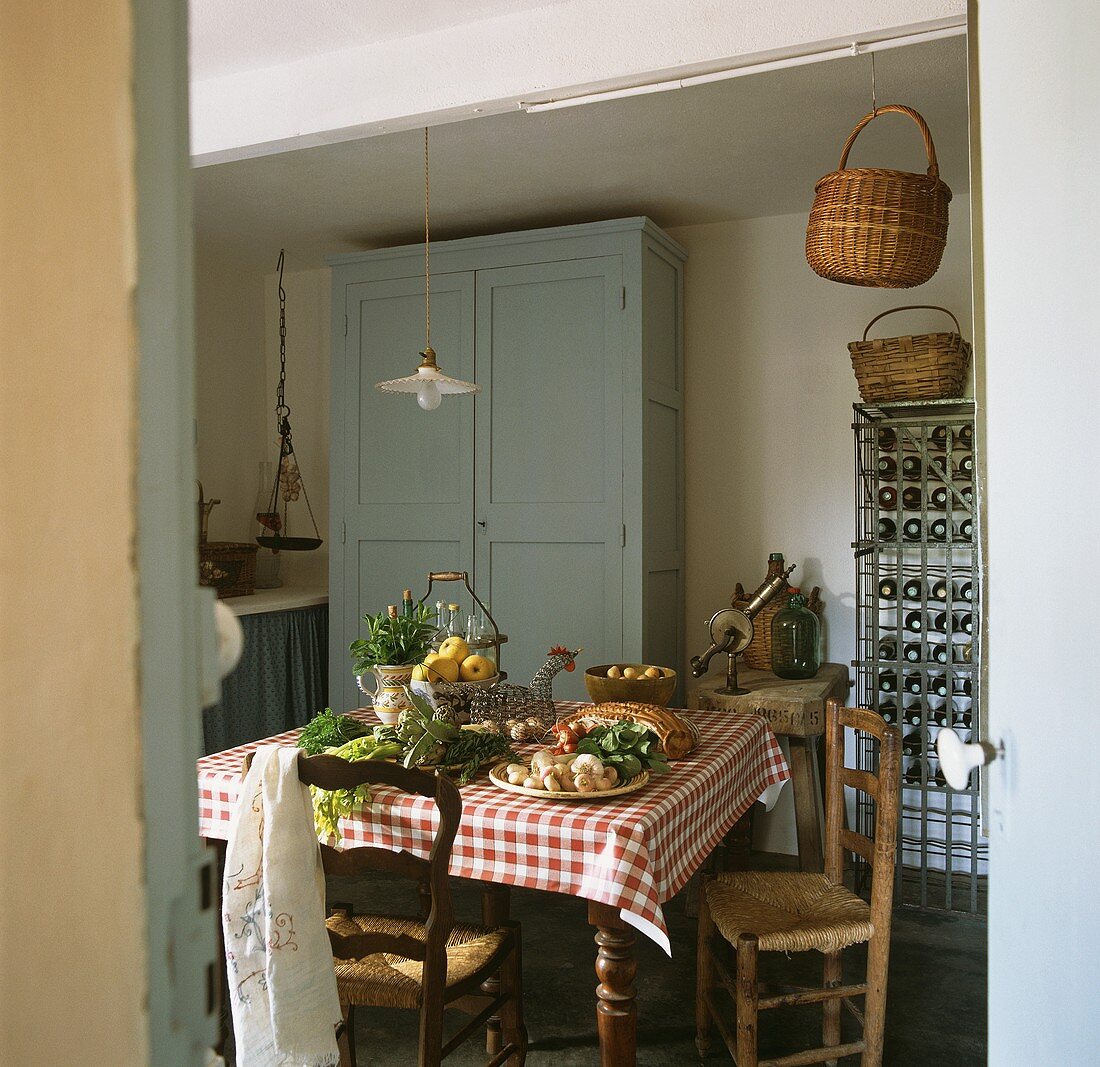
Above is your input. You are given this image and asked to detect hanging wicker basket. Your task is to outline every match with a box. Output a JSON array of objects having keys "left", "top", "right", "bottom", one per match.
[
  {"left": 849, "top": 305, "right": 971, "bottom": 403},
  {"left": 806, "top": 104, "right": 951, "bottom": 288}
]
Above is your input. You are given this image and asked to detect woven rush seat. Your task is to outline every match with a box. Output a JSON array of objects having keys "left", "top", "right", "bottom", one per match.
[
  {"left": 706, "top": 871, "right": 873, "bottom": 955},
  {"left": 326, "top": 912, "right": 510, "bottom": 1010}
]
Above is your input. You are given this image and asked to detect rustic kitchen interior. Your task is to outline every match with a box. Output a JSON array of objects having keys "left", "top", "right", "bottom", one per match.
[{"left": 193, "top": 20, "right": 984, "bottom": 1067}]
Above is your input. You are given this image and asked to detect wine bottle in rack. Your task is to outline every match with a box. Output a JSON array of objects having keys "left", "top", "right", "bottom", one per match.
[
  {"left": 878, "top": 455, "right": 898, "bottom": 479},
  {"left": 903, "top": 674, "right": 923, "bottom": 696},
  {"left": 930, "top": 485, "right": 949, "bottom": 509},
  {"left": 903, "top": 641, "right": 923, "bottom": 662},
  {"left": 878, "top": 426, "right": 897, "bottom": 451},
  {"left": 878, "top": 637, "right": 898, "bottom": 660},
  {"left": 878, "top": 577, "right": 898, "bottom": 600},
  {"left": 879, "top": 671, "right": 898, "bottom": 693},
  {"left": 878, "top": 517, "right": 897, "bottom": 541},
  {"left": 957, "top": 424, "right": 974, "bottom": 449},
  {"left": 931, "top": 643, "right": 949, "bottom": 664},
  {"left": 931, "top": 674, "right": 949, "bottom": 698},
  {"left": 903, "top": 761, "right": 926, "bottom": 785},
  {"left": 903, "top": 577, "right": 924, "bottom": 600},
  {"left": 904, "top": 610, "right": 925, "bottom": 633},
  {"left": 931, "top": 578, "right": 949, "bottom": 601},
  {"left": 903, "top": 704, "right": 924, "bottom": 728},
  {"left": 959, "top": 581, "right": 974, "bottom": 602},
  {"left": 879, "top": 700, "right": 897, "bottom": 724},
  {"left": 932, "top": 763, "right": 948, "bottom": 788},
  {"left": 878, "top": 485, "right": 899, "bottom": 509},
  {"left": 961, "top": 486, "right": 974, "bottom": 505},
  {"left": 958, "top": 518, "right": 973, "bottom": 540},
  {"left": 902, "top": 729, "right": 926, "bottom": 756},
  {"left": 930, "top": 425, "right": 950, "bottom": 449},
  {"left": 902, "top": 455, "right": 923, "bottom": 478},
  {"left": 959, "top": 612, "right": 974, "bottom": 635},
  {"left": 903, "top": 518, "right": 923, "bottom": 541},
  {"left": 931, "top": 703, "right": 951, "bottom": 727},
  {"left": 958, "top": 455, "right": 975, "bottom": 477},
  {"left": 902, "top": 486, "right": 923, "bottom": 510},
  {"left": 929, "top": 518, "right": 949, "bottom": 541}
]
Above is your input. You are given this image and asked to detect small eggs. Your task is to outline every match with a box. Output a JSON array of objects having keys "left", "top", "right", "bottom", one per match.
[
  {"left": 606, "top": 665, "right": 622, "bottom": 679},
  {"left": 622, "top": 667, "right": 639, "bottom": 679},
  {"left": 644, "top": 666, "right": 661, "bottom": 679}
]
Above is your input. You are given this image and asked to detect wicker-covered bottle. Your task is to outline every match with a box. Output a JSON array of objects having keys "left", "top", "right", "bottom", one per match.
[{"left": 770, "top": 594, "right": 822, "bottom": 680}]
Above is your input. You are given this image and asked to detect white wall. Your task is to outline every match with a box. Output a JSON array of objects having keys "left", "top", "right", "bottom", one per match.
[
  {"left": 668, "top": 200, "right": 972, "bottom": 850},
  {"left": 977, "top": 1, "right": 1100, "bottom": 1059},
  {"left": 194, "top": 246, "right": 268, "bottom": 544}
]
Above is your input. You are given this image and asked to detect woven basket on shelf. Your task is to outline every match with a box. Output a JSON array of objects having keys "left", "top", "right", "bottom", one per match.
[
  {"left": 199, "top": 541, "right": 257, "bottom": 598},
  {"left": 849, "top": 305, "right": 971, "bottom": 403},
  {"left": 806, "top": 104, "right": 952, "bottom": 288},
  {"left": 732, "top": 586, "right": 823, "bottom": 672}
]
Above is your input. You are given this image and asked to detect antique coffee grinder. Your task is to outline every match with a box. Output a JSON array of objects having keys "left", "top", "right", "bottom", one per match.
[{"left": 690, "top": 561, "right": 796, "bottom": 694}]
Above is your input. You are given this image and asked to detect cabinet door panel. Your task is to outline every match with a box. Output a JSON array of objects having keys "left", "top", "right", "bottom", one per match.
[
  {"left": 474, "top": 258, "right": 623, "bottom": 700},
  {"left": 334, "top": 272, "right": 474, "bottom": 711}
]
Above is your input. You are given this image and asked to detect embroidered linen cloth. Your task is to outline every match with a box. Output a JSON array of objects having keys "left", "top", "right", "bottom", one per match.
[{"left": 222, "top": 745, "right": 342, "bottom": 1067}]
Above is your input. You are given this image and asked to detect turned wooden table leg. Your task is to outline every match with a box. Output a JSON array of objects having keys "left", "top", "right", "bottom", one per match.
[
  {"left": 588, "top": 901, "right": 637, "bottom": 1067},
  {"left": 480, "top": 883, "right": 511, "bottom": 1057}
]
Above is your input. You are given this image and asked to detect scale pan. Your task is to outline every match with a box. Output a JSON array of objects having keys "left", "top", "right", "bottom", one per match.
[{"left": 256, "top": 535, "right": 324, "bottom": 552}]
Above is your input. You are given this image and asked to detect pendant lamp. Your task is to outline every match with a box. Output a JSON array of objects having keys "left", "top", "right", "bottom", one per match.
[{"left": 374, "top": 127, "right": 480, "bottom": 410}]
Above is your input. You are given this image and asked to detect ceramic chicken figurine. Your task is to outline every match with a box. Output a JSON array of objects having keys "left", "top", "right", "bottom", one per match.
[{"left": 468, "top": 646, "right": 583, "bottom": 733}]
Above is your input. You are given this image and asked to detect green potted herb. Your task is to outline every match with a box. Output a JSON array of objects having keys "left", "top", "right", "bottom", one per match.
[{"left": 350, "top": 603, "right": 438, "bottom": 723}]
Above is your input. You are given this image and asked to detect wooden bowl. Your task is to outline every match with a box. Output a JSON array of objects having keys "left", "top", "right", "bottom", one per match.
[{"left": 584, "top": 664, "right": 677, "bottom": 707}]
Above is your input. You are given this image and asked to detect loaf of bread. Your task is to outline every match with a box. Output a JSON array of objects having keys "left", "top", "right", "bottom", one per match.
[{"left": 560, "top": 701, "right": 697, "bottom": 759}]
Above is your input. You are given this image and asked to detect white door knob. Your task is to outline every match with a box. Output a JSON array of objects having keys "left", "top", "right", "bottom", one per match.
[{"left": 936, "top": 728, "right": 1002, "bottom": 790}]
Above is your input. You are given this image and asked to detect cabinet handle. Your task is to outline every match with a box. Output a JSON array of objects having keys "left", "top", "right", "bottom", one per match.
[{"left": 477, "top": 520, "right": 486, "bottom": 528}]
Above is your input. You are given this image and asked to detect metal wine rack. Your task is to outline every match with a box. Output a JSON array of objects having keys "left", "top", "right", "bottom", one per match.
[{"left": 852, "top": 399, "right": 986, "bottom": 914}]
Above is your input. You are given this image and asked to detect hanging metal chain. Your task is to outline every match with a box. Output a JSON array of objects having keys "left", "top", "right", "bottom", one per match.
[
  {"left": 424, "top": 126, "right": 431, "bottom": 350},
  {"left": 276, "top": 248, "right": 290, "bottom": 429}
]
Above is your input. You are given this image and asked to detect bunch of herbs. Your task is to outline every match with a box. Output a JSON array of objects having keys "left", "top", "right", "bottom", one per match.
[{"left": 349, "top": 603, "right": 438, "bottom": 672}]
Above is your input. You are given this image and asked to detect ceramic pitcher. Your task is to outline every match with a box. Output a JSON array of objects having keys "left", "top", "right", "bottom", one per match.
[{"left": 356, "top": 664, "right": 415, "bottom": 724}]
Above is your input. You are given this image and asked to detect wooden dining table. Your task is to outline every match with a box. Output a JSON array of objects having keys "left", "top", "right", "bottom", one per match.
[{"left": 198, "top": 701, "right": 789, "bottom": 1066}]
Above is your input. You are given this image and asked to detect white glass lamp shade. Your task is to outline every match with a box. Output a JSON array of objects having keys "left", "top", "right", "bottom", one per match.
[{"left": 374, "top": 348, "right": 480, "bottom": 410}]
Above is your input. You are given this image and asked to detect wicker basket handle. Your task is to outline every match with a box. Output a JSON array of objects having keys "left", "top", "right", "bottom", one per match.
[
  {"left": 862, "top": 305, "right": 961, "bottom": 342},
  {"left": 837, "top": 104, "right": 939, "bottom": 179}
]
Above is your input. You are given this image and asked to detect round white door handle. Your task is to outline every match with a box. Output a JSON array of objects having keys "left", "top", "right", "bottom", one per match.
[{"left": 936, "top": 728, "right": 1001, "bottom": 790}]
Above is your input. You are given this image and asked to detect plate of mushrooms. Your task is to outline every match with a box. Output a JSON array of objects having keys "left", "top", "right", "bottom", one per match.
[{"left": 488, "top": 748, "right": 650, "bottom": 801}]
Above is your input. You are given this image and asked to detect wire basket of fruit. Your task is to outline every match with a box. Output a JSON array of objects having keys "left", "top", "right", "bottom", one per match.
[{"left": 409, "top": 634, "right": 499, "bottom": 722}]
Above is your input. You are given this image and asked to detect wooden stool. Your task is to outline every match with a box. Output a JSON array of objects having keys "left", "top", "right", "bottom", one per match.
[{"left": 689, "top": 663, "right": 851, "bottom": 873}]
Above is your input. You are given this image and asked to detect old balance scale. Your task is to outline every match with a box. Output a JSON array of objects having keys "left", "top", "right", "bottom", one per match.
[{"left": 690, "top": 561, "right": 797, "bottom": 695}]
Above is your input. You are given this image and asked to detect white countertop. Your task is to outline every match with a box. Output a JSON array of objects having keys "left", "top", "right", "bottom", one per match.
[{"left": 227, "top": 584, "right": 329, "bottom": 617}]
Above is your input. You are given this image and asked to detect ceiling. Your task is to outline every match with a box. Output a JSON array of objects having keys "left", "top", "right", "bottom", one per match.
[
  {"left": 190, "top": 0, "right": 571, "bottom": 81},
  {"left": 193, "top": 36, "right": 969, "bottom": 273}
]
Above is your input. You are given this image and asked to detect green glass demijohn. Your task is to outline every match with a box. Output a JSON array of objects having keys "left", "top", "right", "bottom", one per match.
[{"left": 770, "top": 593, "right": 821, "bottom": 679}]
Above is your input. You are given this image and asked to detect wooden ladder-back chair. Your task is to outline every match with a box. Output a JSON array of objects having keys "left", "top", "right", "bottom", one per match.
[
  {"left": 246, "top": 751, "right": 527, "bottom": 1067},
  {"left": 695, "top": 699, "right": 901, "bottom": 1066}
]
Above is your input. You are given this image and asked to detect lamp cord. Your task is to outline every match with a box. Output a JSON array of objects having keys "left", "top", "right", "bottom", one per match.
[{"left": 424, "top": 126, "right": 431, "bottom": 350}]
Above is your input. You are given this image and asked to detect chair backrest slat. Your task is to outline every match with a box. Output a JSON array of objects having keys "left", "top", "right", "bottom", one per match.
[
  {"left": 840, "top": 828, "right": 875, "bottom": 866},
  {"left": 327, "top": 927, "right": 428, "bottom": 963}
]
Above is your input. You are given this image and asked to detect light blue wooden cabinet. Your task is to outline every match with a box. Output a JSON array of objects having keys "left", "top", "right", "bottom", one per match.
[{"left": 328, "top": 218, "right": 685, "bottom": 710}]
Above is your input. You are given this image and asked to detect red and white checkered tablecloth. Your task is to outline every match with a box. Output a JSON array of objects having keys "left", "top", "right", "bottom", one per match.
[{"left": 197, "top": 701, "right": 789, "bottom": 953}]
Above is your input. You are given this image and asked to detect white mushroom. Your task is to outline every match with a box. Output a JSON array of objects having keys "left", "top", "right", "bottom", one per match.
[
  {"left": 523, "top": 776, "right": 544, "bottom": 790},
  {"left": 601, "top": 766, "right": 619, "bottom": 788},
  {"left": 543, "top": 772, "right": 563, "bottom": 792},
  {"left": 506, "top": 768, "right": 527, "bottom": 785},
  {"left": 531, "top": 750, "right": 556, "bottom": 774}
]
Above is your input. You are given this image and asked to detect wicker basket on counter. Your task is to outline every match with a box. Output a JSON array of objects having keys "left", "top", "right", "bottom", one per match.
[
  {"left": 849, "top": 305, "right": 971, "bottom": 402},
  {"left": 806, "top": 104, "right": 951, "bottom": 288},
  {"left": 732, "top": 585, "right": 823, "bottom": 672},
  {"left": 199, "top": 541, "right": 257, "bottom": 598}
]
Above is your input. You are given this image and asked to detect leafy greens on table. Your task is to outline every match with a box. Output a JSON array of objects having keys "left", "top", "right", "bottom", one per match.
[{"left": 575, "top": 721, "right": 671, "bottom": 781}]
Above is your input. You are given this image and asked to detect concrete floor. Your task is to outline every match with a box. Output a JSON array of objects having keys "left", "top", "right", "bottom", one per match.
[{"left": 337, "top": 864, "right": 987, "bottom": 1066}]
